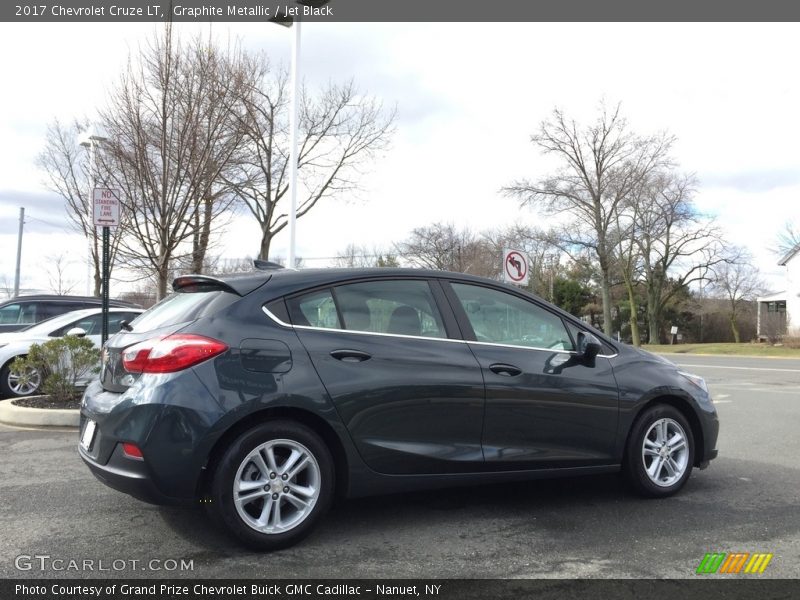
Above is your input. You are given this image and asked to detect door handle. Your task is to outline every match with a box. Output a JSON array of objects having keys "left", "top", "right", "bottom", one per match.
[
  {"left": 330, "top": 349, "right": 372, "bottom": 363},
  {"left": 489, "top": 363, "right": 522, "bottom": 377}
]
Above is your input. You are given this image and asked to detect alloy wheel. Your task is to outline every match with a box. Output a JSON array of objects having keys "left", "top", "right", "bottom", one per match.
[
  {"left": 641, "top": 417, "right": 690, "bottom": 487},
  {"left": 233, "top": 439, "right": 321, "bottom": 534}
]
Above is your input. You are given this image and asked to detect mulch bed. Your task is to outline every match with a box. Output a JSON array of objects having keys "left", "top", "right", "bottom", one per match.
[{"left": 12, "top": 396, "right": 81, "bottom": 410}]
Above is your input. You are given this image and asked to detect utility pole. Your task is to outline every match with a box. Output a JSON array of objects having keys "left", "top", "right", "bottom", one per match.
[{"left": 13, "top": 207, "right": 24, "bottom": 297}]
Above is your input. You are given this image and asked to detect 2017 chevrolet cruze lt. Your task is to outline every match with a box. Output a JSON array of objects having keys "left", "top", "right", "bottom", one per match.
[{"left": 79, "top": 267, "right": 718, "bottom": 550}]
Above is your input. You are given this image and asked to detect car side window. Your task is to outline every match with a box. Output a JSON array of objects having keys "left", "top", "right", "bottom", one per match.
[
  {"left": 52, "top": 314, "right": 104, "bottom": 337},
  {"left": 332, "top": 280, "right": 446, "bottom": 338},
  {"left": 0, "top": 304, "right": 22, "bottom": 324},
  {"left": 287, "top": 289, "right": 341, "bottom": 329},
  {"left": 451, "top": 283, "right": 574, "bottom": 350}
]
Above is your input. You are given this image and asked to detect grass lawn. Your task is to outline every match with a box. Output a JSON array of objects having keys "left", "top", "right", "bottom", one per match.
[{"left": 641, "top": 343, "right": 800, "bottom": 357}]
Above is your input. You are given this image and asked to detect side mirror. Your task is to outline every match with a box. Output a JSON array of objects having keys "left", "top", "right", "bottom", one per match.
[
  {"left": 66, "top": 327, "right": 87, "bottom": 338},
  {"left": 576, "top": 331, "right": 601, "bottom": 362}
]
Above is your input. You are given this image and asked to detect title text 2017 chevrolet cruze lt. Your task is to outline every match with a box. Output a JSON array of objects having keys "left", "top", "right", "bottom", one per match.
[{"left": 79, "top": 267, "right": 718, "bottom": 550}]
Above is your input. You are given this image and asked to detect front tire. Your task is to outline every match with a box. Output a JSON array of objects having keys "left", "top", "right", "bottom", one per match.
[
  {"left": 624, "top": 404, "right": 694, "bottom": 498},
  {"left": 209, "top": 420, "right": 334, "bottom": 551}
]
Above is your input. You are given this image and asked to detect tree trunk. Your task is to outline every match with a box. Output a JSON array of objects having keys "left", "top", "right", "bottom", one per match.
[
  {"left": 600, "top": 268, "right": 613, "bottom": 336},
  {"left": 93, "top": 267, "right": 102, "bottom": 298},
  {"left": 648, "top": 313, "right": 660, "bottom": 345},
  {"left": 156, "top": 268, "right": 169, "bottom": 301},
  {"left": 624, "top": 279, "right": 641, "bottom": 347},
  {"left": 191, "top": 197, "right": 214, "bottom": 273},
  {"left": 258, "top": 228, "right": 272, "bottom": 261},
  {"left": 730, "top": 315, "right": 740, "bottom": 343}
]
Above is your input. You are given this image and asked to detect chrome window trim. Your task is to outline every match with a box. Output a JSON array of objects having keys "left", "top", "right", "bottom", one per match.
[{"left": 262, "top": 306, "right": 618, "bottom": 357}]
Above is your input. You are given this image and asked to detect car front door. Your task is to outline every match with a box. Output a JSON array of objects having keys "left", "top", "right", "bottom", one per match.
[
  {"left": 444, "top": 281, "right": 620, "bottom": 469},
  {"left": 286, "top": 278, "right": 485, "bottom": 475}
]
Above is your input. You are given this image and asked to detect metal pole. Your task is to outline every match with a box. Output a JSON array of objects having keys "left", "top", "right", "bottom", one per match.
[
  {"left": 287, "top": 17, "right": 301, "bottom": 269},
  {"left": 13, "top": 207, "right": 24, "bottom": 297},
  {"left": 102, "top": 225, "right": 109, "bottom": 345}
]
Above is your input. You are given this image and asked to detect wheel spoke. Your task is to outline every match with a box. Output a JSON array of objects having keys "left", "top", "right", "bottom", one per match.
[
  {"left": 669, "top": 439, "right": 686, "bottom": 454},
  {"left": 288, "top": 482, "right": 316, "bottom": 498},
  {"left": 270, "top": 497, "right": 282, "bottom": 528},
  {"left": 265, "top": 446, "right": 279, "bottom": 473},
  {"left": 257, "top": 496, "right": 274, "bottom": 527},
  {"left": 280, "top": 449, "right": 304, "bottom": 475},
  {"left": 644, "top": 438, "right": 660, "bottom": 449},
  {"left": 238, "top": 479, "right": 267, "bottom": 493},
  {"left": 287, "top": 456, "right": 311, "bottom": 479},
  {"left": 658, "top": 420, "right": 669, "bottom": 443},
  {"left": 236, "top": 488, "right": 269, "bottom": 505},
  {"left": 284, "top": 493, "right": 310, "bottom": 510},
  {"left": 251, "top": 451, "right": 270, "bottom": 478},
  {"left": 662, "top": 457, "right": 677, "bottom": 478},
  {"left": 647, "top": 456, "right": 663, "bottom": 480}
]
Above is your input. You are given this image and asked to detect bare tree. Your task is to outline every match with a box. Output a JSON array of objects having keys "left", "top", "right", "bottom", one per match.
[
  {"left": 225, "top": 57, "right": 396, "bottom": 261},
  {"left": 711, "top": 251, "right": 765, "bottom": 343},
  {"left": 776, "top": 220, "right": 800, "bottom": 258},
  {"left": 99, "top": 27, "right": 251, "bottom": 299},
  {"left": 634, "top": 172, "right": 726, "bottom": 343},
  {"left": 503, "top": 103, "right": 673, "bottom": 335},
  {"left": 37, "top": 118, "right": 125, "bottom": 296},
  {"left": 45, "top": 254, "right": 78, "bottom": 295},
  {"left": 334, "top": 244, "right": 398, "bottom": 268},
  {"left": 395, "top": 223, "right": 491, "bottom": 274}
]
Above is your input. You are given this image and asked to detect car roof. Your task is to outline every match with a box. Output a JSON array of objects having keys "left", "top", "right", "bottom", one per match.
[
  {"left": 183, "top": 267, "right": 511, "bottom": 298},
  {"left": 0, "top": 295, "right": 140, "bottom": 308}
]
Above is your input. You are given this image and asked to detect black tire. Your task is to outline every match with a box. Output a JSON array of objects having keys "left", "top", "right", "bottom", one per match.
[
  {"left": 624, "top": 404, "right": 695, "bottom": 498},
  {"left": 209, "top": 420, "right": 334, "bottom": 551},
  {"left": 0, "top": 358, "right": 40, "bottom": 399}
]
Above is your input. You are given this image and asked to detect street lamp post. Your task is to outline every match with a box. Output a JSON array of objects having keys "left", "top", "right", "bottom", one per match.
[
  {"left": 270, "top": 1, "right": 329, "bottom": 269},
  {"left": 287, "top": 17, "right": 301, "bottom": 270}
]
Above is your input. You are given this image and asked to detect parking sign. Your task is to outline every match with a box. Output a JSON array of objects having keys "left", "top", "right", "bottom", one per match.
[{"left": 93, "top": 188, "right": 121, "bottom": 227}]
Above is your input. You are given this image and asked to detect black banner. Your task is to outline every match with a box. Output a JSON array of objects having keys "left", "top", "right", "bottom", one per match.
[
  {"left": 3, "top": 0, "right": 800, "bottom": 23},
  {"left": 3, "top": 579, "right": 799, "bottom": 600}
]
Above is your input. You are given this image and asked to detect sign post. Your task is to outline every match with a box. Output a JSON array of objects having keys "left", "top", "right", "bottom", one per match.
[
  {"left": 93, "top": 188, "right": 121, "bottom": 345},
  {"left": 502, "top": 249, "right": 530, "bottom": 286}
]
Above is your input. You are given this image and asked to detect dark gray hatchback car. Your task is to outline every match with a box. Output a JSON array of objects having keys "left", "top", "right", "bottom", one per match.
[{"left": 80, "top": 267, "right": 718, "bottom": 550}]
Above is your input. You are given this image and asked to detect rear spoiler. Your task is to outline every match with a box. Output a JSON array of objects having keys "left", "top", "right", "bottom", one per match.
[{"left": 172, "top": 275, "right": 241, "bottom": 295}]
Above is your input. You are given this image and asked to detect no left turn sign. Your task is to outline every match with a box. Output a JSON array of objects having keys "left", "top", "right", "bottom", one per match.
[{"left": 503, "top": 249, "right": 529, "bottom": 285}]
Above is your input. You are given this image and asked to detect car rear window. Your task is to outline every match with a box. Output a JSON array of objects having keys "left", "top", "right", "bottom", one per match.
[{"left": 129, "top": 290, "right": 237, "bottom": 332}]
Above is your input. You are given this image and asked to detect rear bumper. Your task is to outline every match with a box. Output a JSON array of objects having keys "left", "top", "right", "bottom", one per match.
[{"left": 79, "top": 443, "right": 186, "bottom": 506}]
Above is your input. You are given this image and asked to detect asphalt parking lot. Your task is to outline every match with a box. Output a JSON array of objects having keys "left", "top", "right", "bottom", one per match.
[{"left": 1, "top": 354, "right": 798, "bottom": 579}]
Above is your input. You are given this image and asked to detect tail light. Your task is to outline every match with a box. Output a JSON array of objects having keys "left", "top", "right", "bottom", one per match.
[{"left": 122, "top": 334, "right": 228, "bottom": 374}]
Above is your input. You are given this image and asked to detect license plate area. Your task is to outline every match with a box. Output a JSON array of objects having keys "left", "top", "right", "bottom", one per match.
[{"left": 81, "top": 420, "right": 97, "bottom": 451}]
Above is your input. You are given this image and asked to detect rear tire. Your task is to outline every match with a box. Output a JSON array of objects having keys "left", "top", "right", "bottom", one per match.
[
  {"left": 624, "top": 404, "right": 694, "bottom": 498},
  {"left": 209, "top": 420, "right": 334, "bottom": 551}
]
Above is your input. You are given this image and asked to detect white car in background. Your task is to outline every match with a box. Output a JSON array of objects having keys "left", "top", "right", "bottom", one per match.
[{"left": 0, "top": 307, "right": 143, "bottom": 398}]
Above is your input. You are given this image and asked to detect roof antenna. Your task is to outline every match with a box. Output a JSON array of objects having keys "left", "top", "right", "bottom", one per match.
[{"left": 253, "top": 259, "right": 285, "bottom": 271}]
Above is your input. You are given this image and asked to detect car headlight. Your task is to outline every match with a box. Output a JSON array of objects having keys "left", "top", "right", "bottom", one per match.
[{"left": 678, "top": 370, "right": 708, "bottom": 394}]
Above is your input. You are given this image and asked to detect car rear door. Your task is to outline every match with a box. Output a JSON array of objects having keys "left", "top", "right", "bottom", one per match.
[
  {"left": 286, "top": 278, "right": 485, "bottom": 475},
  {"left": 444, "top": 281, "right": 620, "bottom": 469}
]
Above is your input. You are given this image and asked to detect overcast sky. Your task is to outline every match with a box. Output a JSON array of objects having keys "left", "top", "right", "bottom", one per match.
[{"left": 0, "top": 22, "right": 798, "bottom": 295}]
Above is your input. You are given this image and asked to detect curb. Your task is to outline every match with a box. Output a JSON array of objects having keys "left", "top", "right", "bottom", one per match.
[{"left": 0, "top": 398, "right": 79, "bottom": 428}]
